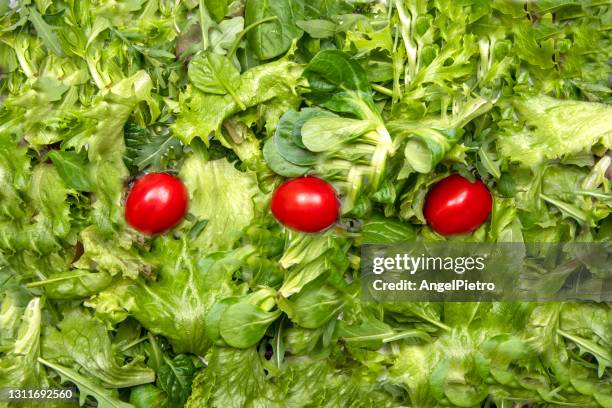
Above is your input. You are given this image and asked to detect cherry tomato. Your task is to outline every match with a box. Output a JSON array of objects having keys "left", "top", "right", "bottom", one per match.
[
  {"left": 125, "top": 173, "right": 188, "bottom": 235},
  {"left": 424, "top": 174, "right": 492, "bottom": 236},
  {"left": 271, "top": 177, "right": 339, "bottom": 233}
]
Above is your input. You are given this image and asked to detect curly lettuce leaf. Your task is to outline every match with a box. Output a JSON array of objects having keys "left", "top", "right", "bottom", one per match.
[
  {"left": 41, "top": 308, "right": 154, "bottom": 388},
  {"left": 172, "top": 59, "right": 303, "bottom": 144},
  {"left": 124, "top": 238, "right": 247, "bottom": 355},
  {"left": 0, "top": 297, "right": 49, "bottom": 389},
  {"left": 498, "top": 96, "right": 612, "bottom": 166},
  {"left": 180, "top": 157, "right": 263, "bottom": 251},
  {"left": 186, "top": 347, "right": 396, "bottom": 408}
]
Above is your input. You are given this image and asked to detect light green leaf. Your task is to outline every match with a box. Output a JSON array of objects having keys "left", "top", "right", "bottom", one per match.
[
  {"left": 180, "top": 157, "right": 262, "bottom": 250},
  {"left": 173, "top": 59, "right": 303, "bottom": 144},
  {"left": 126, "top": 238, "right": 246, "bottom": 355},
  {"left": 42, "top": 309, "right": 154, "bottom": 388},
  {"left": 295, "top": 19, "right": 336, "bottom": 38},
  {"left": 188, "top": 52, "right": 245, "bottom": 109},
  {"left": 205, "top": 0, "right": 231, "bottom": 22},
  {"left": 0, "top": 297, "right": 48, "bottom": 389},
  {"left": 498, "top": 96, "right": 612, "bottom": 166},
  {"left": 219, "top": 302, "right": 281, "bottom": 348},
  {"left": 301, "top": 116, "right": 376, "bottom": 153}
]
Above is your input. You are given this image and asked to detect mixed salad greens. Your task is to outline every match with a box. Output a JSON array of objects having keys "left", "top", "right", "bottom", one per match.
[{"left": 1, "top": 0, "right": 611, "bottom": 407}]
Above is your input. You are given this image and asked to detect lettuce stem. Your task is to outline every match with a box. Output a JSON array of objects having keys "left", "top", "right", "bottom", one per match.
[{"left": 198, "top": 0, "right": 211, "bottom": 51}]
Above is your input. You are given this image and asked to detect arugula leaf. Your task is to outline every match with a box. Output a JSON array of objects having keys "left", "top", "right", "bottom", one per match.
[
  {"left": 27, "top": 8, "right": 64, "bottom": 57},
  {"left": 123, "top": 123, "right": 183, "bottom": 173},
  {"left": 38, "top": 357, "right": 133, "bottom": 408}
]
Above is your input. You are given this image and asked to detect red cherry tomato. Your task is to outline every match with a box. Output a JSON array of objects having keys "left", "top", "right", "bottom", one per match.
[
  {"left": 424, "top": 174, "right": 492, "bottom": 236},
  {"left": 271, "top": 177, "right": 339, "bottom": 233},
  {"left": 125, "top": 173, "right": 188, "bottom": 235}
]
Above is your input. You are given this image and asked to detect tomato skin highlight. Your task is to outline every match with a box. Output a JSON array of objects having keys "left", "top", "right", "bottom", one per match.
[
  {"left": 271, "top": 177, "right": 340, "bottom": 233},
  {"left": 424, "top": 174, "right": 492, "bottom": 236},
  {"left": 125, "top": 173, "right": 188, "bottom": 235}
]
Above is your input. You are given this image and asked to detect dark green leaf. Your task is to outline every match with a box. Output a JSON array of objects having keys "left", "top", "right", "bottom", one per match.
[
  {"left": 263, "top": 137, "right": 310, "bottom": 177},
  {"left": 48, "top": 150, "right": 93, "bottom": 192},
  {"left": 274, "top": 110, "right": 319, "bottom": 166},
  {"left": 124, "top": 123, "right": 183, "bottom": 172},
  {"left": 157, "top": 355, "right": 197, "bottom": 408},
  {"left": 303, "top": 50, "right": 378, "bottom": 119},
  {"left": 205, "top": 0, "right": 231, "bottom": 22},
  {"left": 245, "top": 0, "right": 305, "bottom": 60}
]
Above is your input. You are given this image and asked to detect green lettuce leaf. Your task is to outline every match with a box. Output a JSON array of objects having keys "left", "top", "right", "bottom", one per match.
[
  {"left": 498, "top": 96, "right": 612, "bottom": 166},
  {"left": 180, "top": 157, "right": 263, "bottom": 250},
  {"left": 125, "top": 237, "right": 247, "bottom": 355},
  {"left": 41, "top": 308, "right": 154, "bottom": 388},
  {"left": 172, "top": 59, "right": 303, "bottom": 144},
  {"left": 0, "top": 297, "right": 49, "bottom": 389}
]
